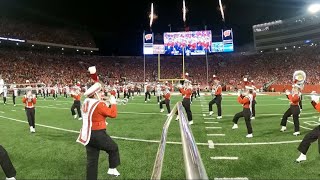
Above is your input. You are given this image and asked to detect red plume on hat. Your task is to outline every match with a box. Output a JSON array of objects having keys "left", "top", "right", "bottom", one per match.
[{"left": 88, "top": 66, "right": 99, "bottom": 82}]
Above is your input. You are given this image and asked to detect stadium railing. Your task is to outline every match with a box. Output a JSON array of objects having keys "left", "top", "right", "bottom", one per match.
[{"left": 151, "top": 102, "right": 208, "bottom": 180}]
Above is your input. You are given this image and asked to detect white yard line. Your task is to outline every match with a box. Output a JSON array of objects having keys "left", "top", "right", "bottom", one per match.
[
  {"left": 8, "top": 104, "right": 320, "bottom": 117},
  {"left": 211, "top": 157, "right": 238, "bottom": 160},
  {"left": 0, "top": 115, "right": 307, "bottom": 146},
  {"left": 204, "top": 122, "right": 219, "bottom": 124},
  {"left": 214, "top": 178, "right": 248, "bottom": 180},
  {"left": 207, "top": 134, "right": 225, "bottom": 136},
  {"left": 206, "top": 127, "right": 222, "bottom": 129},
  {"left": 204, "top": 117, "right": 216, "bottom": 119}
]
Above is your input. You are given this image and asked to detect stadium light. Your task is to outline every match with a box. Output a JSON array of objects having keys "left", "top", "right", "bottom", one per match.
[
  {"left": 61, "top": 48, "right": 64, "bottom": 50},
  {"left": 47, "top": 46, "right": 50, "bottom": 49},
  {"left": 90, "top": 51, "right": 93, "bottom": 53},
  {"left": 77, "top": 49, "right": 79, "bottom": 52},
  {"left": 284, "top": 47, "right": 287, "bottom": 49},
  {"left": 308, "top": 4, "right": 320, "bottom": 13},
  {"left": 276, "top": 48, "right": 279, "bottom": 51},
  {"left": 293, "top": 46, "right": 296, "bottom": 48},
  {"left": 32, "top": 44, "right": 34, "bottom": 47}
]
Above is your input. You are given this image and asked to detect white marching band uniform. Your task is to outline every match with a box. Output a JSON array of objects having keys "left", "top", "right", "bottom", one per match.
[
  {"left": 0, "top": 78, "right": 4, "bottom": 94},
  {"left": 3, "top": 86, "right": 7, "bottom": 97},
  {"left": 77, "top": 98, "right": 100, "bottom": 146}
]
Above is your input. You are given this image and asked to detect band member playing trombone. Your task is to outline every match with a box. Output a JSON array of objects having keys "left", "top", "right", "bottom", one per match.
[{"left": 209, "top": 75, "right": 222, "bottom": 119}]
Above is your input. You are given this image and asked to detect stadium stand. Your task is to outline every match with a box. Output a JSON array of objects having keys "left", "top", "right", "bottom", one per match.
[{"left": 0, "top": 46, "right": 319, "bottom": 90}]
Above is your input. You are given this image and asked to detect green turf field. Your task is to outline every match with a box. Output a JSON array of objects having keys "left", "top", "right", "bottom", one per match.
[{"left": 0, "top": 93, "right": 319, "bottom": 179}]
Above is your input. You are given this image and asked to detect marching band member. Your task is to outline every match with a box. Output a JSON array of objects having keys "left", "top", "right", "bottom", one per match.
[
  {"left": 0, "top": 145, "right": 16, "bottom": 180},
  {"left": 209, "top": 75, "right": 222, "bottom": 119},
  {"left": 0, "top": 75, "right": 4, "bottom": 97},
  {"left": 295, "top": 92, "right": 320, "bottom": 162},
  {"left": 160, "top": 87, "right": 171, "bottom": 116},
  {"left": 22, "top": 87, "right": 37, "bottom": 133},
  {"left": 77, "top": 66, "right": 120, "bottom": 179},
  {"left": 3, "top": 85, "right": 7, "bottom": 105},
  {"left": 177, "top": 80, "right": 193, "bottom": 125},
  {"left": 43, "top": 84, "right": 48, "bottom": 100},
  {"left": 53, "top": 84, "right": 58, "bottom": 100},
  {"left": 144, "top": 82, "right": 151, "bottom": 103},
  {"left": 129, "top": 83, "right": 135, "bottom": 99},
  {"left": 232, "top": 86, "right": 254, "bottom": 138},
  {"left": 116, "top": 83, "right": 120, "bottom": 99},
  {"left": 280, "top": 84, "right": 301, "bottom": 136},
  {"left": 197, "top": 83, "right": 201, "bottom": 97},
  {"left": 70, "top": 85, "right": 82, "bottom": 120},
  {"left": 156, "top": 82, "right": 162, "bottom": 104},
  {"left": 191, "top": 84, "right": 197, "bottom": 103},
  {"left": 123, "top": 84, "right": 129, "bottom": 99},
  {"left": 137, "top": 83, "right": 142, "bottom": 96},
  {"left": 11, "top": 83, "right": 18, "bottom": 106},
  {"left": 151, "top": 83, "right": 156, "bottom": 96},
  {"left": 251, "top": 80, "right": 257, "bottom": 120},
  {"left": 64, "top": 84, "right": 69, "bottom": 98}
]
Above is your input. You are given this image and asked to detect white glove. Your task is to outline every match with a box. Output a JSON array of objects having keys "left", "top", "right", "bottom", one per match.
[
  {"left": 311, "top": 95, "right": 319, "bottom": 102},
  {"left": 109, "top": 95, "right": 117, "bottom": 105},
  {"left": 285, "top": 90, "right": 290, "bottom": 95},
  {"left": 88, "top": 66, "right": 96, "bottom": 74},
  {"left": 237, "top": 90, "right": 242, "bottom": 97}
]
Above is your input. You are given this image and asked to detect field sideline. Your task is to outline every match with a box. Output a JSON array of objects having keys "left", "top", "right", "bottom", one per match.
[{"left": 0, "top": 93, "right": 320, "bottom": 179}]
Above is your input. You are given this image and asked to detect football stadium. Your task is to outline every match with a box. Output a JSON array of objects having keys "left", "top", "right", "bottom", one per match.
[{"left": 0, "top": 0, "right": 320, "bottom": 180}]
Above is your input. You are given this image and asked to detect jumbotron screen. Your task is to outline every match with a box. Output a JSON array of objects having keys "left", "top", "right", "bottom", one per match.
[{"left": 163, "top": 30, "right": 212, "bottom": 56}]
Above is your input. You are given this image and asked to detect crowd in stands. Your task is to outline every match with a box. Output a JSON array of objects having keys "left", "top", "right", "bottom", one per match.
[
  {"left": 1, "top": 47, "right": 320, "bottom": 88},
  {"left": 0, "top": 18, "right": 95, "bottom": 47}
]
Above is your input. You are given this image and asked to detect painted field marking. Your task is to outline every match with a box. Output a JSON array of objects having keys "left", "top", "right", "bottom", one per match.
[
  {"left": 0, "top": 111, "right": 4, "bottom": 113},
  {"left": 207, "top": 134, "right": 225, "bottom": 137},
  {"left": 205, "top": 122, "right": 219, "bottom": 124},
  {"left": 211, "top": 157, "right": 238, "bottom": 160},
  {"left": 214, "top": 178, "right": 248, "bottom": 180},
  {"left": 303, "top": 121, "right": 320, "bottom": 126},
  {"left": 0, "top": 115, "right": 308, "bottom": 146},
  {"left": 206, "top": 127, "right": 222, "bottom": 129},
  {"left": 287, "top": 120, "right": 313, "bottom": 130},
  {"left": 208, "top": 140, "right": 215, "bottom": 149}
]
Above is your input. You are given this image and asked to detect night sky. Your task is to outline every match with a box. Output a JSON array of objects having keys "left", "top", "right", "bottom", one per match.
[{"left": 0, "top": 0, "right": 315, "bottom": 55}]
